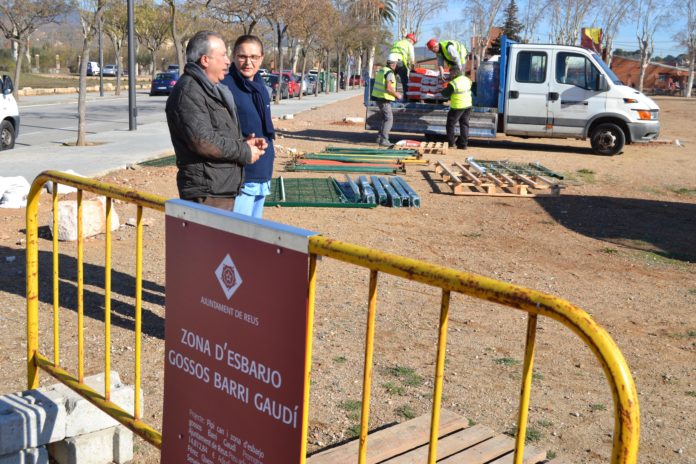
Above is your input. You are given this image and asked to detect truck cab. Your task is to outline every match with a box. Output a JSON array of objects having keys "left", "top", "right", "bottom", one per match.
[
  {"left": 501, "top": 38, "right": 660, "bottom": 155},
  {"left": 0, "top": 75, "right": 19, "bottom": 150}
]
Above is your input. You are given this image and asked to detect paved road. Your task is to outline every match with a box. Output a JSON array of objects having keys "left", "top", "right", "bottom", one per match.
[{"left": 2, "top": 88, "right": 363, "bottom": 181}]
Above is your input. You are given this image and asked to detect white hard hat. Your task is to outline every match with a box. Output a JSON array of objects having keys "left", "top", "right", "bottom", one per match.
[{"left": 387, "top": 53, "right": 401, "bottom": 63}]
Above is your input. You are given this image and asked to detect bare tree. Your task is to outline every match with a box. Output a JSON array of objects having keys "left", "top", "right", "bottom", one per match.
[
  {"left": 520, "top": 0, "right": 547, "bottom": 42},
  {"left": 0, "top": 0, "right": 72, "bottom": 99},
  {"left": 592, "top": 0, "right": 635, "bottom": 65},
  {"left": 675, "top": 0, "right": 696, "bottom": 96},
  {"left": 432, "top": 19, "right": 468, "bottom": 42},
  {"left": 102, "top": 1, "right": 127, "bottom": 95},
  {"left": 394, "top": 0, "right": 444, "bottom": 39},
  {"left": 635, "top": 0, "right": 667, "bottom": 92},
  {"left": 203, "top": 0, "right": 269, "bottom": 34},
  {"left": 466, "top": 0, "right": 505, "bottom": 77},
  {"left": 547, "top": 0, "right": 597, "bottom": 45},
  {"left": 348, "top": 0, "right": 395, "bottom": 77},
  {"left": 76, "top": 0, "right": 108, "bottom": 146},
  {"left": 135, "top": 0, "right": 170, "bottom": 78}
]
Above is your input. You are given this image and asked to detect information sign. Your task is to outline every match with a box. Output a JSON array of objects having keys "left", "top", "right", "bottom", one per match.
[{"left": 161, "top": 200, "right": 316, "bottom": 464}]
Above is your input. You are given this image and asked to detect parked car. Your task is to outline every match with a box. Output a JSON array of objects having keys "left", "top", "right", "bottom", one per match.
[
  {"left": 0, "top": 75, "right": 19, "bottom": 150},
  {"left": 149, "top": 72, "right": 178, "bottom": 96},
  {"left": 303, "top": 74, "right": 317, "bottom": 95},
  {"left": 348, "top": 74, "right": 364, "bottom": 86},
  {"left": 102, "top": 64, "right": 120, "bottom": 77},
  {"left": 263, "top": 74, "right": 289, "bottom": 100},
  {"left": 86, "top": 61, "right": 100, "bottom": 76},
  {"left": 279, "top": 72, "right": 301, "bottom": 98}
]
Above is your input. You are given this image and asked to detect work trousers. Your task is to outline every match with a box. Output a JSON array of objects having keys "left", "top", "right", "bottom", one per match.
[
  {"left": 446, "top": 107, "right": 472, "bottom": 149},
  {"left": 376, "top": 100, "right": 394, "bottom": 144},
  {"left": 395, "top": 61, "right": 409, "bottom": 101}
]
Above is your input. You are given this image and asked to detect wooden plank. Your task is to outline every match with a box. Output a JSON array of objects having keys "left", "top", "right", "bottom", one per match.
[
  {"left": 435, "top": 161, "right": 462, "bottom": 184},
  {"left": 383, "top": 424, "right": 496, "bottom": 464},
  {"left": 487, "top": 444, "right": 547, "bottom": 464},
  {"left": 307, "top": 409, "right": 469, "bottom": 464},
  {"left": 439, "top": 434, "right": 515, "bottom": 463},
  {"left": 453, "top": 162, "right": 482, "bottom": 185}
]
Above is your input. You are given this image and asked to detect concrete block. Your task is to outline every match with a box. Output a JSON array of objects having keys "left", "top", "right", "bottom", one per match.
[
  {"left": 0, "top": 389, "right": 66, "bottom": 454},
  {"left": 43, "top": 372, "right": 140, "bottom": 437},
  {"left": 48, "top": 425, "right": 132, "bottom": 464},
  {"left": 0, "top": 447, "right": 49, "bottom": 464},
  {"left": 49, "top": 196, "right": 120, "bottom": 242}
]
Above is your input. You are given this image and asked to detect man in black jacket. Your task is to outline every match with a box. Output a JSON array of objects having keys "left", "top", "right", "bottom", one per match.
[{"left": 166, "top": 30, "right": 266, "bottom": 210}]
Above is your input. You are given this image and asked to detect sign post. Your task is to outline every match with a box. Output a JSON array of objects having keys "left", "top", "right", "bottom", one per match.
[{"left": 161, "top": 200, "right": 316, "bottom": 464}]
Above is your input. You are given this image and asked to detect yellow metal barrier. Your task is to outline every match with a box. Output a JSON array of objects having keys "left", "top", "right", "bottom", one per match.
[{"left": 26, "top": 171, "right": 639, "bottom": 463}]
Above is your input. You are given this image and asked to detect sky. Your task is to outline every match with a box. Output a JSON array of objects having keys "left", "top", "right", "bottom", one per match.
[{"left": 413, "top": 0, "right": 686, "bottom": 58}]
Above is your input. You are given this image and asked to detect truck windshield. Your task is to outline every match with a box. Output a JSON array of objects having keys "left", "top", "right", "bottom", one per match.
[{"left": 591, "top": 53, "right": 623, "bottom": 85}]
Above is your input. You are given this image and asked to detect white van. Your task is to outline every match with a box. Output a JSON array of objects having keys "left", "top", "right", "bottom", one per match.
[
  {"left": 87, "top": 61, "right": 100, "bottom": 76},
  {"left": 0, "top": 75, "right": 19, "bottom": 150}
]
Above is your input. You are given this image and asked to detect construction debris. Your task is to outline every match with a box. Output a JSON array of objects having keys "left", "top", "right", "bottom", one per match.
[{"left": 434, "top": 158, "right": 563, "bottom": 197}]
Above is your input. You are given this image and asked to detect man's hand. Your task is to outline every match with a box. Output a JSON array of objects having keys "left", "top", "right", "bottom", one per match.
[
  {"left": 395, "top": 91, "right": 403, "bottom": 100},
  {"left": 245, "top": 133, "right": 267, "bottom": 163}
]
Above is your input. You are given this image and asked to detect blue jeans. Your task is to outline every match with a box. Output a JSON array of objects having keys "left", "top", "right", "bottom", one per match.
[{"left": 233, "top": 181, "right": 271, "bottom": 218}]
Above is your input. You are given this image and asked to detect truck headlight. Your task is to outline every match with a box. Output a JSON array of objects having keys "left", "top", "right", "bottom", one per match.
[{"left": 634, "top": 109, "right": 657, "bottom": 120}]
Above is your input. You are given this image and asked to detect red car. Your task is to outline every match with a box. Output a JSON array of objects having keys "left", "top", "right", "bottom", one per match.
[
  {"left": 348, "top": 74, "right": 364, "bottom": 86},
  {"left": 277, "top": 72, "right": 301, "bottom": 98}
]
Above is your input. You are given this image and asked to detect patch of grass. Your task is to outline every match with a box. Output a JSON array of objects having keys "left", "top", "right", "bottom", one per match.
[
  {"left": 532, "top": 371, "right": 544, "bottom": 381},
  {"left": 576, "top": 168, "right": 596, "bottom": 183},
  {"left": 685, "top": 391, "right": 696, "bottom": 397},
  {"left": 395, "top": 404, "right": 417, "bottom": 420},
  {"left": 537, "top": 419, "right": 553, "bottom": 428},
  {"left": 494, "top": 357, "right": 520, "bottom": 366},
  {"left": 333, "top": 356, "right": 347, "bottom": 364},
  {"left": 468, "top": 418, "right": 477, "bottom": 427},
  {"left": 346, "top": 424, "right": 361, "bottom": 437},
  {"left": 639, "top": 251, "right": 686, "bottom": 266},
  {"left": 590, "top": 403, "right": 607, "bottom": 411},
  {"left": 383, "top": 382, "right": 406, "bottom": 396},
  {"left": 526, "top": 428, "right": 543, "bottom": 443},
  {"left": 688, "top": 288, "right": 696, "bottom": 295},
  {"left": 463, "top": 232, "right": 482, "bottom": 238},
  {"left": 600, "top": 247, "right": 619, "bottom": 254},
  {"left": 385, "top": 365, "right": 423, "bottom": 387},
  {"left": 339, "top": 399, "right": 361, "bottom": 412},
  {"left": 688, "top": 330, "right": 696, "bottom": 338},
  {"left": 546, "top": 450, "right": 557, "bottom": 460},
  {"left": 666, "top": 186, "right": 696, "bottom": 196}
]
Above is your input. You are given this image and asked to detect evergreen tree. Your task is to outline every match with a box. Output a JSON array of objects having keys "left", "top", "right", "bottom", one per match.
[{"left": 489, "top": 0, "right": 524, "bottom": 55}]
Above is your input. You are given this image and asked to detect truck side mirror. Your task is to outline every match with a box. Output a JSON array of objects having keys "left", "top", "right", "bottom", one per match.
[
  {"left": 596, "top": 74, "right": 609, "bottom": 92},
  {"left": 2, "top": 75, "right": 13, "bottom": 95}
]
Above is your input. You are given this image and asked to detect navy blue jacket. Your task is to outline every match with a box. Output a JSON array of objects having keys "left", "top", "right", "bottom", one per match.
[{"left": 221, "top": 66, "right": 275, "bottom": 183}]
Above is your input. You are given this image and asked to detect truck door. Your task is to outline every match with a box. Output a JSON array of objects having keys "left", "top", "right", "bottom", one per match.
[
  {"left": 504, "top": 49, "right": 551, "bottom": 136},
  {"left": 547, "top": 51, "right": 606, "bottom": 137}
]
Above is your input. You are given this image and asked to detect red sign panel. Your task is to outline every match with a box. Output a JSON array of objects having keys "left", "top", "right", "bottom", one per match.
[{"left": 161, "top": 201, "right": 314, "bottom": 464}]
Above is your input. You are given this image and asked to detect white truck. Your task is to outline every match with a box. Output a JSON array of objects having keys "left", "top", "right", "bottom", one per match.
[
  {"left": 0, "top": 75, "right": 19, "bottom": 150},
  {"left": 365, "top": 37, "right": 660, "bottom": 155}
]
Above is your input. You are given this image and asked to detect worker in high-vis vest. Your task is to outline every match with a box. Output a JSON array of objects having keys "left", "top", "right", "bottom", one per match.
[
  {"left": 371, "top": 59, "right": 402, "bottom": 147},
  {"left": 388, "top": 32, "right": 417, "bottom": 101},
  {"left": 440, "top": 67, "right": 473, "bottom": 150},
  {"left": 427, "top": 38, "right": 467, "bottom": 80}
]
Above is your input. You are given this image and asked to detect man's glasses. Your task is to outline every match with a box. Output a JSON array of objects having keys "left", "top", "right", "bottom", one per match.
[{"left": 236, "top": 54, "right": 262, "bottom": 63}]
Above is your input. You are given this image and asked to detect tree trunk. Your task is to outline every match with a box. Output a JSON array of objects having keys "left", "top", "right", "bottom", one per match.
[
  {"left": 367, "top": 45, "right": 375, "bottom": 78},
  {"left": 687, "top": 61, "right": 694, "bottom": 98},
  {"left": 275, "top": 23, "right": 284, "bottom": 104},
  {"left": 12, "top": 39, "right": 25, "bottom": 101},
  {"left": 77, "top": 39, "right": 90, "bottom": 146},
  {"left": 169, "top": 2, "right": 185, "bottom": 72}
]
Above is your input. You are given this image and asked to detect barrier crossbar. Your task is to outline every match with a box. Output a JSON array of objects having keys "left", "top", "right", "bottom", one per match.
[{"left": 25, "top": 170, "right": 639, "bottom": 463}]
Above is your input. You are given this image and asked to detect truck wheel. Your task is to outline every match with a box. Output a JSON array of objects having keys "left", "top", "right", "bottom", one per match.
[
  {"left": 0, "top": 120, "right": 15, "bottom": 150},
  {"left": 590, "top": 123, "right": 625, "bottom": 156}
]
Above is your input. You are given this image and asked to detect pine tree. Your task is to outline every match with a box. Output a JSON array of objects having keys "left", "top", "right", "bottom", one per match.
[{"left": 489, "top": 0, "right": 524, "bottom": 55}]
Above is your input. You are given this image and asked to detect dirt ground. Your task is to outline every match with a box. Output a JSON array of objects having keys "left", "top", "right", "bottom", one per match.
[{"left": 0, "top": 95, "right": 694, "bottom": 463}]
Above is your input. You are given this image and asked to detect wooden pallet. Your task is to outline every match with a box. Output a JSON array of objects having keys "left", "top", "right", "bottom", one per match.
[
  {"left": 395, "top": 141, "right": 449, "bottom": 156},
  {"left": 434, "top": 161, "right": 562, "bottom": 197},
  {"left": 307, "top": 409, "right": 547, "bottom": 463}
]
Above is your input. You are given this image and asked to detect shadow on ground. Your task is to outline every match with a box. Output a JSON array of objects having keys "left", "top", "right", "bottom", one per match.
[{"left": 0, "top": 246, "right": 165, "bottom": 339}]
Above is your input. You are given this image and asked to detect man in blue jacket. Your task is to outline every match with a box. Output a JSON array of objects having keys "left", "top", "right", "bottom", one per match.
[{"left": 222, "top": 35, "right": 276, "bottom": 218}]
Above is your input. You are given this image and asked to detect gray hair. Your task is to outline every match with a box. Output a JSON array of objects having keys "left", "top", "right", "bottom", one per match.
[{"left": 186, "top": 31, "right": 223, "bottom": 64}]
